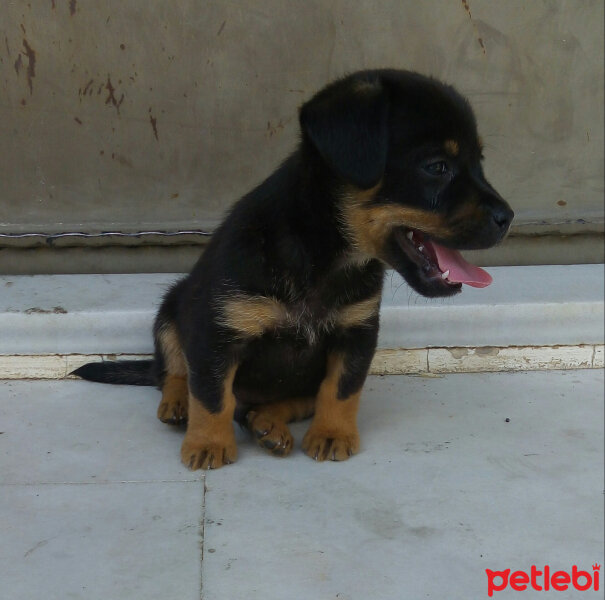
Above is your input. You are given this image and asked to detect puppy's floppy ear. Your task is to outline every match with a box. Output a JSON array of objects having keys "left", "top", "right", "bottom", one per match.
[{"left": 299, "top": 75, "right": 389, "bottom": 189}]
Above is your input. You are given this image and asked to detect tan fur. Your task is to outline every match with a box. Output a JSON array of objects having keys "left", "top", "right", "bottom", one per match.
[
  {"left": 157, "top": 323, "right": 189, "bottom": 425},
  {"left": 258, "top": 397, "right": 316, "bottom": 423},
  {"left": 336, "top": 293, "right": 381, "bottom": 329},
  {"left": 156, "top": 322, "right": 189, "bottom": 424},
  {"left": 247, "top": 397, "right": 316, "bottom": 457},
  {"left": 302, "top": 354, "right": 361, "bottom": 461},
  {"left": 341, "top": 197, "right": 452, "bottom": 257},
  {"left": 157, "top": 323, "right": 187, "bottom": 376},
  {"left": 181, "top": 365, "right": 238, "bottom": 470},
  {"left": 219, "top": 295, "right": 288, "bottom": 337},
  {"left": 444, "top": 139, "right": 460, "bottom": 156}
]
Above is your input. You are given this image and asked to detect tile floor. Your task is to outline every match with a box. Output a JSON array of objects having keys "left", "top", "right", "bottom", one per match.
[{"left": 1, "top": 369, "right": 603, "bottom": 599}]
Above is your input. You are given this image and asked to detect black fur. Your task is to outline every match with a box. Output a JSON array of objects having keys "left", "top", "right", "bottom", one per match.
[
  {"left": 299, "top": 72, "right": 389, "bottom": 188},
  {"left": 71, "top": 360, "right": 155, "bottom": 386},
  {"left": 74, "top": 69, "right": 513, "bottom": 430}
]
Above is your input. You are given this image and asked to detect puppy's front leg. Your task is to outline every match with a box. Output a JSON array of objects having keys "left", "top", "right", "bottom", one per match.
[
  {"left": 302, "top": 319, "right": 378, "bottom": 461},
  {"left": 181, "top": 363, "right": 238, "bottom": 470}
]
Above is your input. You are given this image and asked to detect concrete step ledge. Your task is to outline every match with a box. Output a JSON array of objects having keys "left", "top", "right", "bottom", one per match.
[
  {"left": 1, "top": 265, "right": 603, "bottom": 377},
  {"left": 0, "top": 344, "right": 602, "bottom": 380}
]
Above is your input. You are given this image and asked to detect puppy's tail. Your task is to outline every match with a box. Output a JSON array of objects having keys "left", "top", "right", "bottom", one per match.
[{"left": 71, "top": 360, "right": 157, "bottom": 386}]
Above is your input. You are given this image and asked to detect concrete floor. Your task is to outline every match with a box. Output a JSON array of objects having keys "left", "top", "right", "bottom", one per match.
[{"left": 1, "top": 370, "right": 603, "bottom": 599}]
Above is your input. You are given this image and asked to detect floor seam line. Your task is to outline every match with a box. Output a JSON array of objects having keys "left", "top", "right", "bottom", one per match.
[{"left": 200, "top": 478, "right": 207, "bottom": 600}]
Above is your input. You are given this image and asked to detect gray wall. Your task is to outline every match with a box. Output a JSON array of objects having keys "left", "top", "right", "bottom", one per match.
[{"left": 1, "top": 0, "right": 603, "bottom": 273}]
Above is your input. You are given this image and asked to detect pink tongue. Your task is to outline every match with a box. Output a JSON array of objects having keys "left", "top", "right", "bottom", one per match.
[{"left": 430, "top": 242, "right": 492, "bottom": 288}]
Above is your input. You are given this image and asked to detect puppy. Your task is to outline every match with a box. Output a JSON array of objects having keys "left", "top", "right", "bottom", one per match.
[{"left": 74, "top": 69, "right": 513, "bottom": 469}]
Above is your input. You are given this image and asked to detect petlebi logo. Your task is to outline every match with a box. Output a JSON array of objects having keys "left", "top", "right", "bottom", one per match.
[{"left": 486, "top": 563, "right": 600, "bottom": 596}]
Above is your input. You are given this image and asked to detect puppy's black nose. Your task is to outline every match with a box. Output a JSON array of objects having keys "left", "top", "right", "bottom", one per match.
[{"left": 492, "top": 205, "right": 514, "bottom": 232}]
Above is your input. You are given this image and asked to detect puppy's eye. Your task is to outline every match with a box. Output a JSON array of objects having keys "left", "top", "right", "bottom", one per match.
[{"left": 423, "top": 160, "right": 449, "bottom": 176}]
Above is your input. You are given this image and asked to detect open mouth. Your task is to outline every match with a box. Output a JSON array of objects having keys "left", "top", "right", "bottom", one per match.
[{"left": 393, "top": 227, "right": 492, "bottom": 290}]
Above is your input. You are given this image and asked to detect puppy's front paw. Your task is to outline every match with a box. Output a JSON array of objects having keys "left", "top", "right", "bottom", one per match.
[
  {"left": 181, "top": 435, "right": 237, "bottom": 470},
  {"left": 302, "top": 428, "right": 359, "bottom": 462}
]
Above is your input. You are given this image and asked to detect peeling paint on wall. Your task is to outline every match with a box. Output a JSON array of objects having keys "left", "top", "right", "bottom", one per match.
[
  {"left": 148, "top": 107, "right": 159, "bottom": 141},
  {"left": 13, "top": 38, "right": 36, "bottom": 94},
  {"left": 104, "top": 76, "right": 124, "bottom": 115},
  {"left": 461, "top": 0, "right": 487, "bottom": 55}
]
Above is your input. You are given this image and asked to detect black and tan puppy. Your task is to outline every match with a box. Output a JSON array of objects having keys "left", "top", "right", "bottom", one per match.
[{"left": 74, "top": 69, "right": 513, "bottom": 469}]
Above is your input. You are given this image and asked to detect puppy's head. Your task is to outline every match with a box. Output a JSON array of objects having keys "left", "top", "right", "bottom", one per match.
[{"left": 300, "top": 69, "right": 514, "bottom": 297}]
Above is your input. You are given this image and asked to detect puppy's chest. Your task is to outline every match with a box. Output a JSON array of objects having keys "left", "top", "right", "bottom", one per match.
[
  {"left": 281, "top": 292, "right": 344, "bottom": 339},
  {"left": 280, "top": 301, "right": 330, "bottom": 344},
  {"left": 218, "top": 266, "right": 383, "bottom": 343}
]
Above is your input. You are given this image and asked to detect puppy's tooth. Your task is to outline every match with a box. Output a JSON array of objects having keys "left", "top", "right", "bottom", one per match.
[
  {"left": 406, "top": 231, "right": 413, "bottom": 240},
  {"left": 418, "top": 245, "right": 424, "bottom": 252},
  {"left": 441, "top": 270, "right": 450, "bottom": 279}
]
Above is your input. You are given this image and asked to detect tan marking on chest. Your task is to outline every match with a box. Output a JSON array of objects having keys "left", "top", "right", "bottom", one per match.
[
  {"left": 219, "top": 288, "right": 382, "bottom": 340},
  {"left": 219, "top": 295, "right": 288, "bottom": 337}
]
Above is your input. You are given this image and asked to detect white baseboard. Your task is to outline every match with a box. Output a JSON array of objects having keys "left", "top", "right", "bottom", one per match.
[{"left": 0, "top": 344, "right": 602, "bottom": 380}]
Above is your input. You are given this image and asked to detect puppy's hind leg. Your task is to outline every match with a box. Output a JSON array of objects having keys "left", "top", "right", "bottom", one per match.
[
  {"left": 154, "top": 316, "right": 189, "bottom": 425},
  {"left": 246, "top": 397, "right": 315, "bottom": 457}
]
